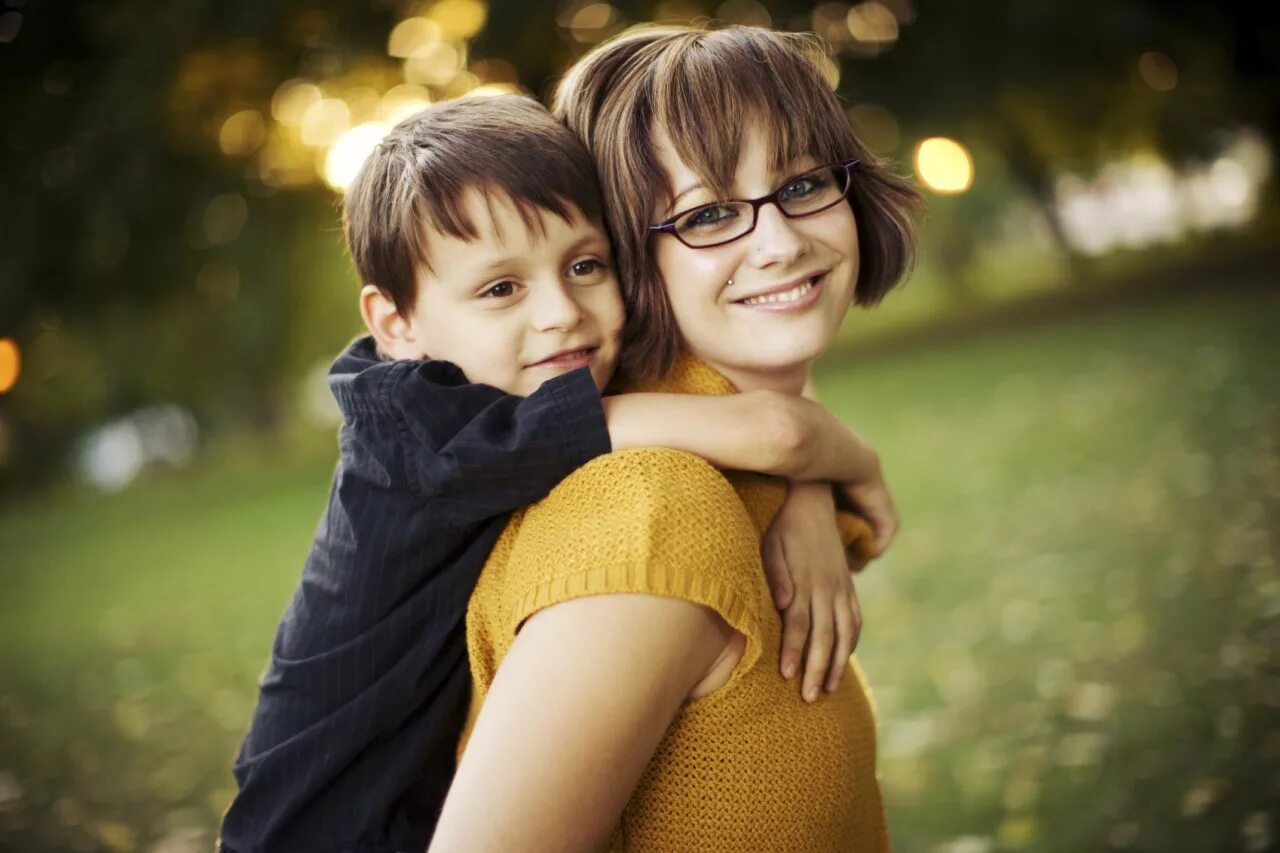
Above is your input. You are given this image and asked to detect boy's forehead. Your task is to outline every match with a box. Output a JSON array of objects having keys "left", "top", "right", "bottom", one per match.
[{"left": 416, "top": 186, "right": 606, "bottom": 277}]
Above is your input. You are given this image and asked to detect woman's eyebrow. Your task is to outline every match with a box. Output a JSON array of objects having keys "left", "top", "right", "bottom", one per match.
[{"left": 667, "top": 182, "right": 706, "bottom": 215}]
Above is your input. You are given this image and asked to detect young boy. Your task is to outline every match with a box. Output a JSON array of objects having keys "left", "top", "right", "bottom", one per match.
[{"left": 219, "top": 95, "right": 891, "bottom": 853}]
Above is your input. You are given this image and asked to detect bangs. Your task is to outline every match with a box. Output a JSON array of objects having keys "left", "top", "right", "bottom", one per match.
[
  {"left": 406, "top": 180, "right": 595, "bottom": 264},
  {"left": 648, "top": 29, "right": 852, "bottom": 202},
  {"left": 552, "top": 23, "right": 921, "bottom": 380}
]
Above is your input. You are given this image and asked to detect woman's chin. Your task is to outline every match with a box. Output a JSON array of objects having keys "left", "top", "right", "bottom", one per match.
[{"left": 712, "top": 339, "right": 831, "bottom": 379}]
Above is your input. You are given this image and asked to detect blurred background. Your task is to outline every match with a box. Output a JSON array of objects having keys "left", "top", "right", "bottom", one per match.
[{"left": 1, "top": 0, "right": 1277, "bottom": 850}]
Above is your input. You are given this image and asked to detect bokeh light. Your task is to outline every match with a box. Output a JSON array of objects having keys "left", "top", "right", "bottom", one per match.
[
  {"left": 0, "top": 338, "right": 20, "bottom": 394},
  {"left": 404, "top": 41, "right": 464, "bottom": 87},
  {"left": 812, "top": 2, "right": 854, "bottom": 48},
  {"left": 270, "top": 79, "right": 321, "bottom": 126},
  {"left": 343, "top": 87, "right": 382, "bottom": 124},
  {"left": 378, "top": 83, "right": 433, "bottom": 125},
  {"left": 566, "top": 3, "right": 623, "bottom": 43},
  {"left": 324, "top": 122, "right": 390, "bottom": 192},
  {"left": 1138, "top": 51, "right": 1178, "bottom": 91},
  {"left": 465, "top": 83, "right": 524, "bottom": 97},
  {"left": 847, "top": 2, "right": 899, "bottom": 45},
  {"left": 915, "top": 136, "right": 974, "bottom": 193},
  {"left": 218, "top": 110, "right": 266, "bottom": 157},
  {"left": 388, "top": 17, "right": 443, "bottom": 58},
  {"left": 202, "top": 194, "right": 249, "bottom": 246},
  {"left": 299, "top": 98, "right": 351, "bottom": 147},
  {"left": 428, "top": 0, "right": 489, "bottom": 40}
]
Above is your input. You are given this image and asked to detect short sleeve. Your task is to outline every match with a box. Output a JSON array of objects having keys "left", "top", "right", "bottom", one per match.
[
  {"left": 837, "top": 511, "right": 877, "bottom": 570},
  {"left": 501, "top": 448, "right": 767, "bottom": 686}
]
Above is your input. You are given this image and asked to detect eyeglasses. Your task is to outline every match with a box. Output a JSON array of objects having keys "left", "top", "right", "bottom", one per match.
[{"left": 648, "top": 159, "right": 861, "bottom": 249}]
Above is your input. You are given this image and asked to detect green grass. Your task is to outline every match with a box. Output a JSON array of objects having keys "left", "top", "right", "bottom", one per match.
[{"left": 2, "top": 283, "right": 1278, "bottom": 851}]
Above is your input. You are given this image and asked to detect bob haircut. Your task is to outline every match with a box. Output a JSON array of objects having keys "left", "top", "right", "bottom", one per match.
[
  {"left": 553, "top": 24, "right": 922, "bottom": 379},
  {"left": 344, "top": 94, "right": 605, "bottom": 316}
]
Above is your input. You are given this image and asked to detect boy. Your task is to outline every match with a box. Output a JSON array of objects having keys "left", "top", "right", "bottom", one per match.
[{"left": 220, "top": 95, "right": 891, "bottom": 853}]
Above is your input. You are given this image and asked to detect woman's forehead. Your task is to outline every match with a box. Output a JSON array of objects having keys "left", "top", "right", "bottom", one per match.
[{"left": 652, "top": 117, "right": 821, "bottom": 200}]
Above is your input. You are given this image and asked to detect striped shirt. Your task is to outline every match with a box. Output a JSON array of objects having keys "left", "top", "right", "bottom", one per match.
[{"left": 220, "top": 336, "right": 610, "bottom": 853}]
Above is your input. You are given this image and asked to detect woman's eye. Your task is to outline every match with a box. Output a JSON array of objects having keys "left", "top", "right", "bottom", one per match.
[
  {"left": 781, "top": 175, "right": 823, "bottom": 200},
  {"left": 683, "top": 204, "right": 739, "bottom": 231},
  {"left": 480, "top": 280, "right": 517, "bottom": 299}
]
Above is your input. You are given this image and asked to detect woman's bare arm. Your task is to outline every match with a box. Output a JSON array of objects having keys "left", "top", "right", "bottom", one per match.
[{"left": 429, "top": 593, "right": 737, "bottom": 852}]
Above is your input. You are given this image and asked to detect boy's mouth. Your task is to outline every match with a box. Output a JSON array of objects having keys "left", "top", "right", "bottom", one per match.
[{"left": 527, "top": 346, "right": 597, "bottom": 371}]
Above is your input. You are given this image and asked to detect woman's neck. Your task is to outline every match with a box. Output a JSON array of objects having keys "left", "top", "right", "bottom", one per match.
[{"left": 706, "top": 359, "right": 812, "bottom": 397}]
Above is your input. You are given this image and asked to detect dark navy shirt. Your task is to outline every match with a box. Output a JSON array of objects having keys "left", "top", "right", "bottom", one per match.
[{"left": 220, "top": 336, "right": 611, "bottom": 853}]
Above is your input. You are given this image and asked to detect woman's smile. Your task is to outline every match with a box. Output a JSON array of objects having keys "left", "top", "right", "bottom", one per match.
[
  {"left": 729, "top": 272, "right": 827, "bottom": 312},
  {"left": 651, "top": 121, "right": 860, "bottom": 393}
]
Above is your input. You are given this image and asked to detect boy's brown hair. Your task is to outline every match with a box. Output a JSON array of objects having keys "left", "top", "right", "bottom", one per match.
[
  {"left": 344, "top": 94, "right": 606, "bottom": 315},
  {"left": 553, "top": 24, "right": 922, "bottom": 379}
]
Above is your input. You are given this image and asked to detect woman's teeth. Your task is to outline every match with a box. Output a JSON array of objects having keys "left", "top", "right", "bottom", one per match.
[{"left": 738, "top": 278, "right": 814, "bottom": 306}]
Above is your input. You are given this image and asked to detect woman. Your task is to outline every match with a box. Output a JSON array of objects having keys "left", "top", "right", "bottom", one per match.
[{"left": 431, "top": 24, "right": 920, "bottom": 852}]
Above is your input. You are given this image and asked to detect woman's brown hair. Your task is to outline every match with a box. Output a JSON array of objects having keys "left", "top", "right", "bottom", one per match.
[{"left": 553, "top": 24, "right": 922, "bottom": 379}]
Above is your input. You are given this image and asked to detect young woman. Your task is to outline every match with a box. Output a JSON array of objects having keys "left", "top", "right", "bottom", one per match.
[{"left": 431, "top": 24, "right": 920, "bottom": 852}]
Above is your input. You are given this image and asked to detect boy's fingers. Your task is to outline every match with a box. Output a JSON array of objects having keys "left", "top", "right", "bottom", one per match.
[
  {"left": 801, "top": 600, "right": 834, "bottom": 703},
  {"left": 779, "top": 601, "right": 809, "bottom": 679},
  {"left": 850, "top": 576, "right": 864, "bottom": 644},
  {"left": 870, "top": 506, "right": 897, "bottom": 556},
  {"left": 761, "top": 535, "right": 794, "bottom": 610},
  {"left": 846, "top": 483, "right": 899, "bottom": 558},
  {"left": 826, "top": 587, "right": 857, "bottom": 692}
]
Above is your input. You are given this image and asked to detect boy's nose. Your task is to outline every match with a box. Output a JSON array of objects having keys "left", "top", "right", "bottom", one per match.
[{"left": 530, "top": 280, "right": 583, "bottom": 332}]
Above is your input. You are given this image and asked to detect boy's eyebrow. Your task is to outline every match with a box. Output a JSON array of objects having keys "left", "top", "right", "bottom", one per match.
[
  {"left": 466, "top": 253, "right": 523, "bottom": 277},
  {"left": 565, "top": 231, "right": 611, "bottom": 254}
]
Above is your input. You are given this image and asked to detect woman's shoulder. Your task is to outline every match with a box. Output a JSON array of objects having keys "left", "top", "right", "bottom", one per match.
[
  {"left": 490, "top": 448, "right": 765, "bottom": 673},
  {"left": 531, "top": 448, "right": 745, "bottom": 526},
  {"left": 513, "top": 449, "right": 761, "bottom": 575}
]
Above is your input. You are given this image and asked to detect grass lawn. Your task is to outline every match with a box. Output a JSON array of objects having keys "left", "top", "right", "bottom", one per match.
[{"left": 1, "top": 281, "right": 1277, "bottom": 852}]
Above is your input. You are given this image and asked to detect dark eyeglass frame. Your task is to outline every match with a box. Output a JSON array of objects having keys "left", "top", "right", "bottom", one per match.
[{"left": 648, "top": 158, "right": 862, "bottom": 249}]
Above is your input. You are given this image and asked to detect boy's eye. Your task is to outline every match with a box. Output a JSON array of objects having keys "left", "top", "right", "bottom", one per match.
[
  {"left": 480, "top": 280, "right": 517, "bottom": 299},
  {"left": 569, "top": 258, "right": 607, "bottom": 278}
]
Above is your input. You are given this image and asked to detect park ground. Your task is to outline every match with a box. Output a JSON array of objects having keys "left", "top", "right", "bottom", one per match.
[{"left": 1, "top": 274, "right": 1277, "bottom": 852}]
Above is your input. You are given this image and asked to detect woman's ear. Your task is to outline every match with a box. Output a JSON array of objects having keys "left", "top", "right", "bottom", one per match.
[{"left": 359, "top": 284, "right": 422, "bottom": 360}]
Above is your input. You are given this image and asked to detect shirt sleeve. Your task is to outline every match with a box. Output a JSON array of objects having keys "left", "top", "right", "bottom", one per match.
[
  {"left": 353, "top": 358, "right": 612, "bottom": 527},
  {"left": 496, "top": 448, "right": 768, "bottom": 692},
  {"left": 837, "top": 511, "right": 877, "bottom": 570}
]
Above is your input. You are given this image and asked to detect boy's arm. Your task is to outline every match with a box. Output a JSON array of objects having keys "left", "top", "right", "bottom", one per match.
[
  {"left": 761, "top": 378, "right": 895, "bottom": 703},
  {"left": 375, "top": 359, "right": 610, "bottom": 523},
  {"left": 603, "top": 390, "right": 880, "bottom": 484}
]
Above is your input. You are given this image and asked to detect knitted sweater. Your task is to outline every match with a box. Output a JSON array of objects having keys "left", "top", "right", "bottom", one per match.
[{"left": 459, "top": 356, "right": 888, "bottom": 852}]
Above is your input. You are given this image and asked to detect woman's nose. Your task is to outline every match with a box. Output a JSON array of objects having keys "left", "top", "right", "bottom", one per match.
[
  {"left": 530, "top": 279, "right": 584, "bottom": 332},
  {"left": 748, "top": 203, "right": 808, "bottom": 268}
]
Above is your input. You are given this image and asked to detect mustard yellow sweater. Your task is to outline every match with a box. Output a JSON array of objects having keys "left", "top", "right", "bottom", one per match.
[{"left": 459, "top": 357, "right": 888, "bottom": 852}]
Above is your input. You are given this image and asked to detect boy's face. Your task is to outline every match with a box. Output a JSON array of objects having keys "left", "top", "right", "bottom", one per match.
[{"left": 393, "top": 189, "right": 624, "bottom": 397}]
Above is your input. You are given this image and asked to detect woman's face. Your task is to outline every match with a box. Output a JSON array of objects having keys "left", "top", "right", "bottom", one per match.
[{"left": 651, "top": 120, "right": 859, "bottom": 389}]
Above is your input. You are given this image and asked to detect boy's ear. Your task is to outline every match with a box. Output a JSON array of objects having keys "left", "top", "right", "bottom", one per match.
[{"left": 360, "top": 284, "right": 423, "bottom": 360}]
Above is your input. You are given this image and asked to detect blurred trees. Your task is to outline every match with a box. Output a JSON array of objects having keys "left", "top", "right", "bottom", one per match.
[{"left": 0, "top": 0, "right": 1273, "bottom": 491}]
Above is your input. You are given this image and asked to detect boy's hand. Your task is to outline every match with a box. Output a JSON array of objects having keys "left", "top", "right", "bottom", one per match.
[
  {"left": 762, "top": 481, "right": 863, "bottom": 702},
  {"left": 838, "top": 463, "right": 899, "bottom": 560}
]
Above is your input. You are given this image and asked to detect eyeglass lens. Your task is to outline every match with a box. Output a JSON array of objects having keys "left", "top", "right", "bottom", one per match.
[{"left": 673, "top": 165, "right": 850, "bottom": 247}]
